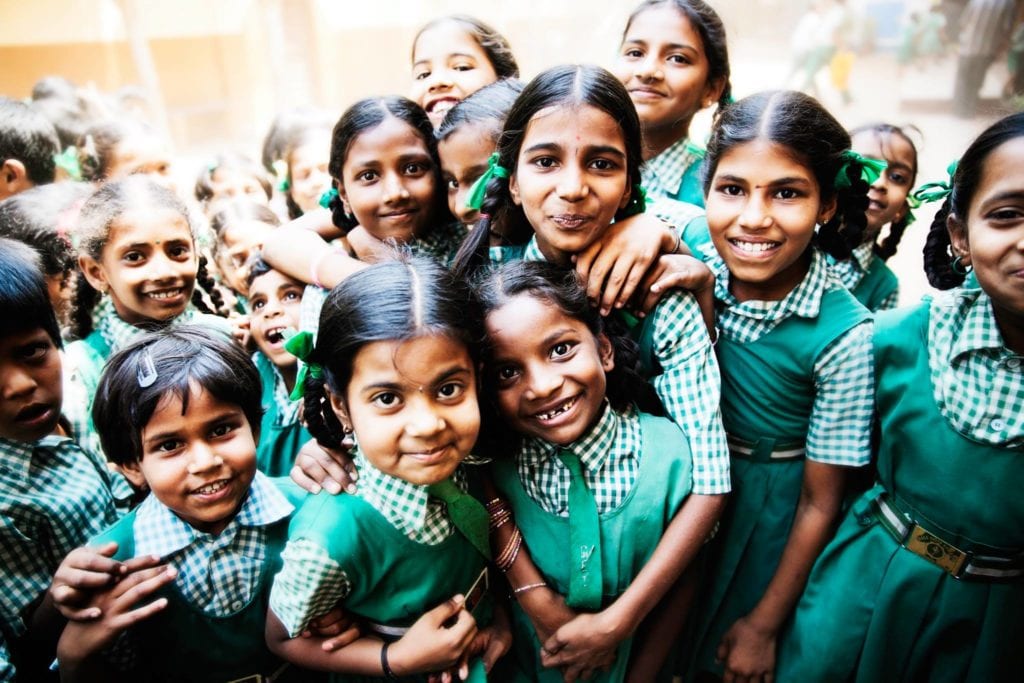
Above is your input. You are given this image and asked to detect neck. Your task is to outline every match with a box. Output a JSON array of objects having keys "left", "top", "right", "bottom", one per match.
[
  {"left": 536, "top": 239, "right": 573, "bottom": 268},
  {"left": 729, "top": 250, "right": 813, "bottom": 303},
  {"left": 641, "top": 120, "right": 692, "bottom": 161},
  {"left": 991, "top": 300, "right": 1024, "bottom": 355}
]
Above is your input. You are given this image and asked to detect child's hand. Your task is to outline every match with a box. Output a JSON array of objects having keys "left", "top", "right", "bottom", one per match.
[
  {"left": 290, "top": 437, "right": 358, "bottom": 495},
  {"left": 345, "top": 226, "right": 392, "bottom": 263},
  {"left": 229, "top": 313, "right": 251, "bottom": 349},
  {"left": 301, "top": 604, "right": 361, "bottom": 652},
  {"left": 715, "top": 614, "right": 778, "bottom": 683},
  {"left": 466, "top": 603, "right": 513, "bottom": 674},
  {"left": 389, "top": 595, "right": 478, "bottom": 678},
  {"left": 539, "top": 611, "right": 620, "bottom": 682},
  {"left": 635, "top": 254, "right": 716, "bottom": 313},
  {"left": 50, "top": 543, "right": 164, "bottom": 621},
  {"left": 56, "top": 564, "right": 176, "bottom": 669},
  {"left": 516, "top": 585, "right": 577, "bottom": 644}
]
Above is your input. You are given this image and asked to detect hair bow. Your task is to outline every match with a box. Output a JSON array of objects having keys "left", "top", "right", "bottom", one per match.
[
  {"left": 834, "top": 150, "right": 887, "bottom": 190},
  {"left": 466, "top": 152, "right": 510, "bottom": 212},
  {"left": 284, "top": 330, "right": 323, "bottom": 400},
  {"left": 619, "top": 184, "right": 648, "bottom": 218},
  {"left": 683, "top": 139, "right": 707, "bottom": 160},
  {"left": 272, "top": 159, "right": 290, "bottom": 193},
  {"left": 319, "top": 187, "right": 339, "bottom": 209},
  {"left": 53, "top": 146, "right": 82, "bottom": 181},
  {"left": 911, "top": 160, "right": 959, "bottom": 205}
]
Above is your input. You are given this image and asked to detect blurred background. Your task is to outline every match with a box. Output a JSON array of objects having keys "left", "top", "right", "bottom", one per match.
[{"left": 1, "top": 0, "right": 1021, "bottom": 302}]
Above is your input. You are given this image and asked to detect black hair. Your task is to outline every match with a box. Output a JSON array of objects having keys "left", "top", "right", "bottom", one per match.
[
  {"left": 260, "top": 106, "right": 335, "bottom": 174},
  {"left": 474, "top": 260, "right": 663, "bottom": 454},
  {"left": 452, "top": 65, "right": 644, "bottom": 280},
  {"left": 209, "top": 198, "right": 281, "bottom": 265},
  {"left": 0, "top": 97, "right": 61, "bottom": 186},
  {"left": 301, "top": 255, "right": 482, "bottom": 450},
  {"left": 437, "top": 78, "right": 525, "bottom": 142},
  {"left": 244, "top": 253, "right": 276, "bottom": 291},
  {"left": 92, "top": 326, "right": 262, "bottom": 466},
  {"left": 703, "top": 90, "right": 868, "bottom": 261},
  {"left": 194, "top": 152, "right": 273, "bottom": 204},
  {"left": 623, "top": 0, "right": 732, "bottom": 108},
  {"left": 848, "top": 122, "right": 921, "bottom": 261},
  {"left": 69, "top": 176, "right": 225, "bottom": 340},
  {"left": 76, "top": 118, "right": 165, "bottom": 182},
  {"left": 0, "top": 236, "right": 61, "bottom": 346},
  {"left": 0, "top": 181, "right": 91, "bottom": 279},
  {"left": 326, "top": 96, "right": 451, "bottom": 232},
  {"left": 413, "top": 15, "right": 519, "bottom": 80},
  {"left": 923, "top": 111, "right": 1024, "bottom": 289}
]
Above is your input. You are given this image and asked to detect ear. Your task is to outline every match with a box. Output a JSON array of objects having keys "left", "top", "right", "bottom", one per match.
[
  {"left": 947, "top": 212, "right": 971, "bottom": 267},
  {"left": 618, "top": 183, "right": 632, "bottom": 211},
  {"left": 326, "top": 388, "right": 353, "bottom": 433},
  {"left": 78, "top": 254, "right": 109, "bottom": 293},
  {"left": 0, "top": 159, "right": 31, "bottom": 200},
  {"left": 120, "top": 459, "right": 149, "bottom": 491},
  {"left": 597, "top": 333, "right": 615, "bottom": 373},
  {"left": 818, "top": 195, "right": 838, "bottom": 225},
  {"left": 508, "top": 173, "right": 522, "bottom": 206},
  {"left": 701, "top": 77, "right": 727, "bottom": 110}
]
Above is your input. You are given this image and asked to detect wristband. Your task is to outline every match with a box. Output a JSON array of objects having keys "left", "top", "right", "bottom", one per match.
[{"left": 381, "top": 641, "right": 399, "bottom": 680}]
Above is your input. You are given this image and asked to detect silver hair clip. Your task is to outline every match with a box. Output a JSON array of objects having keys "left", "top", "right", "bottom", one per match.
[{"left": 137, "top": 350, "right": 158, "bottom": 388}]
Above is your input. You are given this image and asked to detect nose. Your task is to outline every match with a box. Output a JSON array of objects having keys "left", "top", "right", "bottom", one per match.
[
  {"left": 428, "top": 68, "right": 454, "bottom": 92},
  {"left": 1, "top": 365, "right": 38, "bottom": 400},
  {"left": 738, "top": 194, "right": 773, "bottom": 230},
  {"left": 382, "top": 172, "right": 411, "bottom": 204},
  {"left": 186, "top": 442, "right": 224, "bottom": 475},
  {"left": 524, "top": 363, "right": 564, "bottom": 402},
  {"left": 454, "top": 187, "right": 479, "bottom": 226},
  {"left": 635, "top": 54, "right": 661, "bottom": 81},
  {"left": 405, "top": 401, "right": 446, "bottom": 438},
  {"left": 556, "top": 165, "right": 589, "bottom": 203},
  {"left": 148, "top": 251, "right": 179, "bottom": 282}
]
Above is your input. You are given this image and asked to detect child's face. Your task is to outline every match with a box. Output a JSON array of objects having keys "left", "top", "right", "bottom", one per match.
[
  {"left": 216, "top": 220, "right": 274, "bottom": 296},
  {"left": 411, "top": 22, "right": 499, "bottom": 128},
  {"left": 485, "top": 294, "right": 614, "bottom": 446},
  {"left": 614, "top": 6, "right": 719, "bottom": 136},
  {"left": 705, "top": 139, "right": 835, "bottom": 300},
  {"left": 0, "top": 327, "right": 62, "bottom": 443},
  {"left": 339, "top": 117, "right": 437, "bottom": 243},
  {"left": 124, "top": 383, "right": 257, "bottom": 535},
  {"left": 208, "top": 168, "right": 268, "bottom": 206},
  {"left": 288, "top": 136, "right": 331, "bottom": 214},
  {"left": 950, "top": 136, "right": 1024, "bottom": 319},
  {"left": 330, "top": 334, "right": 479, "bottom": 486},
  {"left": 81, "top": 207, "right": 197, "bottom": 325},
  {"left": 438, "top": 122, "right": 496, "bottom": 228},
  {"left": 248, "top": 269, "right": 303, "bottom": 370},
  {"left": 850, "top": 130, "right": 916, "bottom": 235},
  {"left": 509, "top": 104, "right": 632, "bottom": 266},
  {"left": 106, "top": 135, "right": 174, "bottom": 189}
]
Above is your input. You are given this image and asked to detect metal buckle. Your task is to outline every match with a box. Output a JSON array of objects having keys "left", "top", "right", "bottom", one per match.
[{"left": 905, "top": 524, "right": 969, "bottom": 577}]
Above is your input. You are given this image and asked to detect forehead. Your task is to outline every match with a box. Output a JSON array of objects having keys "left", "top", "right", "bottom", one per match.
[
  {"left": 0, "top": 326, "right": 52, "bottom": 354},
  {"left": 850, "top": 129, "right": 916, "bottom": 170},
  {"left": 439, "top": 122, "right": 497, "bottom": 171},
  {"left": 289, "top": 135, "right": 330, "bottom": 167},
  {"left": 248, "top": 268, "right": 300, "bottom": 296},
  {"left": 107, "top": 206, "right": 192, "bottom": 246},
  {"left": 413, "top": 21, "right": 489, "bottom": 63},
  {"left": 521, "top": 104, "right": 626, "bottom": 149},
  {"left": 345, "top": 116, "right": 429, "bottom": 166},
  {"left": 486, "top": 293, "right": 586, "bottom": 347},
  {"left": 714, "top": 139, "right": 816, "bottom": 182},
  {"left": 971, "top": 136, "right": 1024, "bottom": 210},
  {"left": 624, "top": 4, "right": 704, "bottom": 49},
  {"left": 223, "top": 219, "right": 273, "bottom": 248},
  {"left": 148, "top": 382, "right": 236, "bottom": 424},
  {"left": 350, "top": 334, "right": 473, "bottom": 385},
  {"left": 114, "top": 132, "right": 168, "bottom": 163}
]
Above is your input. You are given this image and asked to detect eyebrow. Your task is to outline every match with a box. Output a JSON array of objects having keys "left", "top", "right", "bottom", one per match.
[
  {"left": 623, "top": 38, "right": 698, "bottom": 53},
  {"left": 143, "top": 409, "right": 242, "bottom": 446},
  {"left": 414, "top": 52, "right": 478, "bottom": 68},
  {"left": 716, "top": 174, "right": 813, "bottom": 187},
  {"left": 360, "top": 364, "right": 472, "bottom": 393},
  {"left": 540, "top": 327, "right": 578, "bottom": 346},
  {"left": 523, "top": 142, "right": 627, "bottom": 159},
  {"left": 982, "top": 190, "right": 1024, "bottom": 205}
]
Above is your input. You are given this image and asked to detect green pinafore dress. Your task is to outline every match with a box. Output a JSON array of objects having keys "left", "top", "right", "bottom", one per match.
[
  {"left": 775, "top": 302, "right": 1024, "bottom": 682},
  {"left": 851, "top": 255, "right": 898, "bottom": 312},
  {"left": 687, "top": 287, "right": 869, "bottom": 677},
  {"left": 492, "top": 412, "right": 692, "bottom": 682},
  {"left": 254, "top": 352, "right": 310, "bottom": 477},
  {"left": 91, "top": 479, "right": 311, "bottom": 682}
]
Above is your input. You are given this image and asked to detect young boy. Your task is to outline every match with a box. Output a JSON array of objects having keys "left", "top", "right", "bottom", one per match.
[
  {"left": 0, "top": 238, "right": 119, "bottom": 682},
  {"left": 52, "top": 325, "right": 333, "bottom": 682},
  {"left": 245, "top": 256, "right": 311, "bottom": 477},
  {"left": 0, "top": 98, "right": 61, "bottom": 200}
]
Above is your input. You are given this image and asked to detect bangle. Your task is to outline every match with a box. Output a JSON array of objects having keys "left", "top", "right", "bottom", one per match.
[
  {"left": 670, "top": 229, "right": 682, "bottom": 254},
  {"left": 489, "top": 507, "right": 512, "bottom": 530},
  {"left": 495, "top": 526, "right": 523, "bottom": 572},
  {"left": 381, "top": 641, "right": 399, "bottom": 681},
  {"left": 512, "top": 581, "right": 547, "bottom": 595}
]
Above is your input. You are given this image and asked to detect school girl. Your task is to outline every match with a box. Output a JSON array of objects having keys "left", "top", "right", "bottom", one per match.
[
  {"left": 829, "top": 122, "right": 920, "bottom": 311},
  {"left": 209, "top": 198, "right": 280, "bottom": 311},
  {"left": 613, "top": 0, "right": 732, "bottom": 208},
  {"left": 684, "top": 90, "right": 874, "bottom": 682},
  {"left": 266, "top": 257, "right": 512, "bottom": 681},
  {"left": 776, "top": 111, "right": 1024, "bottom": 683},
  {"left": 76, "top": 118, "right": 174, "bottom": 189}
]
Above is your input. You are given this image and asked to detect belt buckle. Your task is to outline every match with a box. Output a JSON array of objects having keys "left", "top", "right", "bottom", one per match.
[
  {"left": 905, "top": 524, "right": 968, "bottom": 577},
  {"left": 226, "top": 676, "right": 264, "bottom": 683}
]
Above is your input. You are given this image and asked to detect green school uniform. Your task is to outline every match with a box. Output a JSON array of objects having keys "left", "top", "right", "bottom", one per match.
[
  {"left": 642, "top": 137, "right": 707, "bottom": 208},
  {"left": 687, "top": 271, "right": 871, "bottom": 677},
  {"left": 492, "top": 410, "right": 692, "bottom": 682},
  {"left": 830, "top": 243, "right": 900, "bottom": 312},
  {"left": 253, "top": 351, "right": 310, "bottom": 477},
  {"left": 90, "top": 476, "right": 310, "bottom": 683},
  {"left": 776, "top": 293, "right": 1024, "bottom": 682}
]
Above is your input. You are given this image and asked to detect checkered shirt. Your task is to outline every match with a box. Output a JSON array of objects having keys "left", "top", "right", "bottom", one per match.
[
  {"left": 642, "top": 137, "right": 704, "bottom": 203},
  {"left": 648, "top": 196, "right": 706, "bottom": 235},
  {"left": 928, "top": 288, "right": 1024, "bottom": 447},
  {"left": 0, "top": 435, "right": 119, "bottom": 639},
  {"left": 830, "top": 243, "right": 899, "bottom": 311},
  {"left": 710, "top": 248, "right": 874, "bottom": 466},
  {"left": 129, "top": 471, "right": 292, "bottom": 618},
  {"left": 269, "top": 452, "right": 467, "bottom": 636},
  {"left": 254, "top": 352, "right": 300, "bottom": 427},
  {"left": 518, "top": 403, "right": 642, "bottom": 515},
  {"left": 523, "top": 237, "right": 730, "bottom": 494}
]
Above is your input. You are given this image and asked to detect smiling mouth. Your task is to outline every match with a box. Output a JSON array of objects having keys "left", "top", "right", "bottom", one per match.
[
  {"left": 867, "top": 199, "right": 886, "bottom": 211},
  {"left": 404, "top": 444, "right": 451, "bottom": 462},
  {"left": 729, "top": 239, "right": 781, "bottom": 254},
  {"left": 146, "top": 288, "right": 184, "bottom": 301},
  {"left": 534, "top": 397, "right": 578, "bottom": 422},
  {"left": 192, "top": 479, "right": 230, "bottom": 496},
  {"left": 551, "top": 214, "right": 590, "bottom": 229},
  {"left": 427, "top": 97, "right": 459, "bottom": 115},
  {"left": 265, "top": 326, "right": 289, "bottom": 345}
]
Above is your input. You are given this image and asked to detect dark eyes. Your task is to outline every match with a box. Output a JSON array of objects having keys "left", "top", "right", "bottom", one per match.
[
  {"left": 550, "top": 341, "right": 575, "bottom": 359},
  {"left": 250, "top": 298, "right": 265, "bottom": 311},
  {"left": 371, "top": 392, "right": 399, "bottom": 409},
  {"left": 18, "top": 341, "right": 51, "bottom": 362}
]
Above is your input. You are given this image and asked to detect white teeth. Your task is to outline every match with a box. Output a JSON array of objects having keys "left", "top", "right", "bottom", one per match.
[
  {"left": 538, "top": 397, "right": 576, "bottom": 421},
  {"left": 194, "top": 480, "right": 228, "bottom": 495},
  {"left": 266, "top": 327, "right": 286, "bottom": 343},
  {"left": 731, "top": 240, "right": 778, "bottom": 253},
  {"left": 148, "top": 289, "right": 183, "bottom": 300}
]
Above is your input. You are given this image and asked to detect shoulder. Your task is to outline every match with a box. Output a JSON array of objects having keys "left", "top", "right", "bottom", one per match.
[
  {"left": 90, "top": 511, "right": 138, "bottom": 560},
  {"left": 268, "top": 476, "right": 309, "bottom": 509}
]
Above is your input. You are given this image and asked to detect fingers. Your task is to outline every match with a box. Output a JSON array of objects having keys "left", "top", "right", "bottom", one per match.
[
  {"left": 305, "top": 605, "right": 350, "bottom": 636},
  {"left": 110, "top": 595, "right": 169, "bottom": 630},
  {"left": 457, "top": 651, "right": 470, "bottom": 681},
  {"left": 581, "top": 250, "right": 613, "bottom": 309},
  {"left": 481, "top": 634, "right": 509, "bottom": 672},
  {"left": 429, "top": 594, "right": 466, "bottom": 626},
  {"left": 56, "top": 603, "right": 103, "bottom": 622},
  {"left": 542, "top": 630, "right": 567, "bottom": 658},
  {"left": 321, "top": 624, "right": 361, "bottom": 652},
  {"left": 112, "top": 565, "right": 176, "bottom": 603},
  {"left": 290, "top": 461, "right": 328, "bottom": 495}
]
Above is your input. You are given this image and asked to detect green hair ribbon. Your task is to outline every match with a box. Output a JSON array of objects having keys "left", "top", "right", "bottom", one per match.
[
  {"left": 911, "top": 160, "right": 959, "bottom": 205},
  {"left": 284, "top": 330, "right": 323, "bottom": 400},
  {"left": 319, "top": 187, "right": 339, "bottom": 209},
  {"left": 53, "top": 146, "right": 81, "bottom": 181},
  {"left": 620, "top": 184, "right": 648, "bottom": 218},
  {"left": 684, "top": 139, "right": 707, "bottom": 160},
  {"left": 834, "top": 150, "right": 887, "bottom": 190},
  {"left": 466, "top": 152, "right": 510, "bottom": 212},
  {"left": 272, "top": 159, "right": 290, "bottom": 193}
]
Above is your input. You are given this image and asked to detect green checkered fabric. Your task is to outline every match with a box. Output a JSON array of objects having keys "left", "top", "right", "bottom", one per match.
[
  {"left": 711, "top": 248, "right": 874, "bottom": 466},
  {"left": 0, "top": 435, "right": 119, "bottom": 641},
  {"left": 830, "top": 243, "right": 899, "bottom": 310},
  {"left": 642, "top": 137, "right": 704, "bottom": 203},
  {"left": 929, "top": 288, "right": 1024, "bottom": 447}
]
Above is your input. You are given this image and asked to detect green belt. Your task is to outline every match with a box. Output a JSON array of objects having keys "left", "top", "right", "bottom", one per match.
[
  {"left": 872, "top": 492, "right": 1024, "bottom": 581},
  {"left": 727, "top": 434, "right": 806, "bottom": 462}
]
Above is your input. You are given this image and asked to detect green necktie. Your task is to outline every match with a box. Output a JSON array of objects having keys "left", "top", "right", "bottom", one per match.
[
  {"left": 427, "top": 478, "right": 492, "bottom": 561},
  {"left": 557, "top": 450, "right": 603, "bottom": 610}
]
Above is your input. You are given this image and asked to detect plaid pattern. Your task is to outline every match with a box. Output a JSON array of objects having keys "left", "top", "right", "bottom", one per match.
[
  {"left": 518, "top": 403, "right": 640, "bottom": 515},
  {"left": 0, "top": 435, "right": 119, "bottom": 639},
  {"left": 523, "top": 237, "right": 730, "bottom": 494},
  {"left": 254, "top": 352, "right": 300, "bottom": 426},
  {"left": 642, "top": 137, "right": 704, "bottom": 203},
  {"left": 648, "top": 196, "right": 705, "bottom": 235},
  {"left": 929, "top": 288, "right": 1024, "bottom": 447},
  {"left": 132, "top": 471, "right": 293, "bottom": 617},
  {"left": 712, "top": 249, "right": 874, "bottom": 467},
  {"left": 830, "top": 243, "right": 899, "bottom": 310}
]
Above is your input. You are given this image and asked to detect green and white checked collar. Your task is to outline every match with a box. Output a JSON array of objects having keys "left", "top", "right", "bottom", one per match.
[
  {"left": 0, "top": 434, "right": 73, "bottom": 482},
  {"left": 642, "top": 137, "right": 704, "bottom": 200},
  {"left": 522, "top": 236, "right": 546, "bottom": 263},
  {"left": 712, "top": 247, "right": 836, "bottom": 322},
  {"left": 946, "top": 290, "right": 1009, "bottom": 361},
  {"left": 94, "top": 296, "right": 229, "bottom": 353},
  {"left": 519, "top": 403, "right": 638, "bottom": 474},
  {"left": 829, "top": 242, "right": 873, "bottom": 291}
]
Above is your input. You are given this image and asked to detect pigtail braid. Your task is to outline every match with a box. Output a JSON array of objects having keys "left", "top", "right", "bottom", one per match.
[
  {"left": 818, "top": 163, "right": 869, "bottom": 261},
  {"left": 327, "top": 192, "right": 357, "bottom": 232},
  {"left": 285, "top": 193, "right": 303, "bottom": 221},
  {"left": 922, "top": 197, "right": 963, "bottom": 289},
  {"left": 302, "top": 378, "right": 346, "bottom": 450},
  {"left": 452, "top": 174, "right": 522, "bottom": 281},
  {"left": 875, "top": 208, "right": 911, "bottom": 261},
  {"left": 69, "top": 271, "right": 99, "bottom": 340},
  {"left": 191, "top": 254, "right": 228, "bottom": 317}
]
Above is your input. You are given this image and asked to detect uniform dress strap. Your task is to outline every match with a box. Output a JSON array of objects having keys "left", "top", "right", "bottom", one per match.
[
  {"left": 556, "top": 450, "right": 604, "bottom": 610},
  {"left": 427, "top": 478, "right": 491, "bottom": 560}
]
